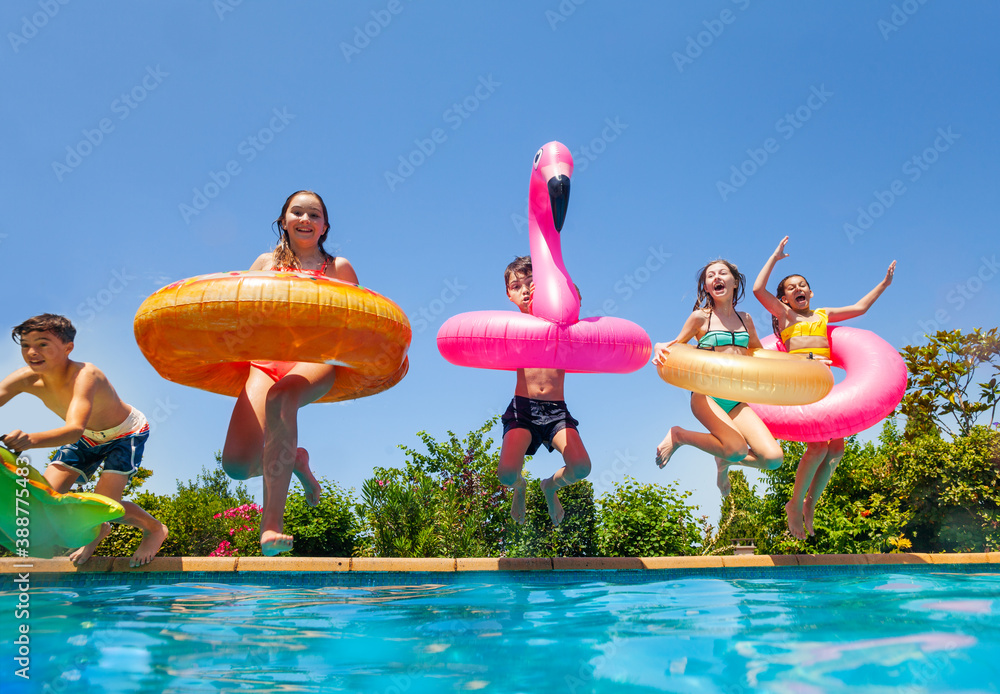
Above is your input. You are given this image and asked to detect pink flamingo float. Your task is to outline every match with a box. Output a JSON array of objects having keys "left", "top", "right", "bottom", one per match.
[{"left": 437, "top": 141, "right": 651, "bottom": 373}]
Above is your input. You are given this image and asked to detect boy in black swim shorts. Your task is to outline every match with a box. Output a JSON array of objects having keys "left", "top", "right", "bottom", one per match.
[{"left": 498, "top": 257, "right": 592, "bottom": 526}]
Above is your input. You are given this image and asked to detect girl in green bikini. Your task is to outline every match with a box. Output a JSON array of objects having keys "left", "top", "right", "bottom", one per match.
[{"left": 653, "top": 260, "right": 784, "bottom": 497}]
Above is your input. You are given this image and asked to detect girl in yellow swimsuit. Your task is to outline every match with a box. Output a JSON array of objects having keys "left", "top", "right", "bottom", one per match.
[
  {"left": 652, "top": 259, "right": 784, "bottom": 498},
  {"left": 753, "top": 236, "right": 896, "bottom": 540}
]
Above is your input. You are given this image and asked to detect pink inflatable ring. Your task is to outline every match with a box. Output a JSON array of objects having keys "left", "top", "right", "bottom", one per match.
[
  {"left": 749, "top": 326, "right": 907, "bottom": 442},
  {"left": 437, "top": 141, "right": 651, "bottom": 373}
]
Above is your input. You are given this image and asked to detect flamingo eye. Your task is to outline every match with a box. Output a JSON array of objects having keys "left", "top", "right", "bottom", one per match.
[{"left": 533, "top": 149, "right": 542, "bottom": 169}]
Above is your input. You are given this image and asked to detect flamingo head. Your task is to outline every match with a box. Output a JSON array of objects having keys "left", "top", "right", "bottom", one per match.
[{"left": 530, "top": 141, "right": 574, "bottom": 232}]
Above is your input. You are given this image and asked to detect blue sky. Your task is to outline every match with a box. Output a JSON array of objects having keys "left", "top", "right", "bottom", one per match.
[{"left": 2, "top": 2, "right": 998, "bottom": 524}]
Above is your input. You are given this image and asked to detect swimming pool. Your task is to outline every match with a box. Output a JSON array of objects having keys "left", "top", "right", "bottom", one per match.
[{"left": 3, "top": 564, "right": 998, "bottom": 693}]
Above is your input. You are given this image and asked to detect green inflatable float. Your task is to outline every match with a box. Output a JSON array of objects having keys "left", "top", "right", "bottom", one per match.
[{"left": 1, "top": 445, "right": 124, "bottom": 559}]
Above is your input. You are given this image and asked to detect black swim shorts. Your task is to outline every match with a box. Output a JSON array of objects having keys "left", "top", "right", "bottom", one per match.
[{"left": 501, "top": 395, "right": 580, "bottom": 456}]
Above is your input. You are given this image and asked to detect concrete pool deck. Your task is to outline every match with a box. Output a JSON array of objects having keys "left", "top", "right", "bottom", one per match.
[{"left": 2, "top": 552, "right": 999, "bottom": 573}]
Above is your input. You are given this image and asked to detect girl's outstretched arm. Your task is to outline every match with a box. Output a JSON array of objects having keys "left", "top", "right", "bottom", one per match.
[
  {"left": 652, "top": 310, "right": 705, "bottom": 365},
  {"left": 754, "top": 236, "right": 794, "bottom": 319},
  {"left": 827, "top": 260, "right": 896, "bottom": 322}
]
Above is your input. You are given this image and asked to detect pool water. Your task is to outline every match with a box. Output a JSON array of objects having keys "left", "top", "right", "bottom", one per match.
[{"left": 3, "top": 565, "right": 999, "bottom": 693}]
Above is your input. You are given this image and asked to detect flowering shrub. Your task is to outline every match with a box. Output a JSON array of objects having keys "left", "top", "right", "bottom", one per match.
[{"left": 211, "top": 503, "right": 263, "bottom": 557}]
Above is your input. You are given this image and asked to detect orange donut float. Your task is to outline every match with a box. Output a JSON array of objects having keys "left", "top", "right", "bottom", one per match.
[{"left": 134, "top": 271, "right": 411, "bottom": 403}]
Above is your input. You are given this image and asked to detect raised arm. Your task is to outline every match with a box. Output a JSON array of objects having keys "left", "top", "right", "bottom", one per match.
[
  {"left": 652, "top": 310, "right": 705, "bottom": 365},
  {"left": 827, "top": 260, "right": 896, "bottom": 322},
  {"left": 753, "top": 236, "right": 794, "bottom": 319}
]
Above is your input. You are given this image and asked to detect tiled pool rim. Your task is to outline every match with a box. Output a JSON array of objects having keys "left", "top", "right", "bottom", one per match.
[{"left": 2, "top": 552, "right": 999, "bottom": 575}]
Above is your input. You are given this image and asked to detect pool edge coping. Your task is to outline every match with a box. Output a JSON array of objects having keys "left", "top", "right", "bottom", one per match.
[{"left": 3, "top": 552, "right": 999, "bottom": 574}]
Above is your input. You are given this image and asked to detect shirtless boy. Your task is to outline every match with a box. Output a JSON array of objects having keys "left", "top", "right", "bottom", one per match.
[
  {"left": 497, "top": 257, "right": 592, "bottom": 526},
  {"left": 0, "top": 314, "right": 168, "bottom": 566}
]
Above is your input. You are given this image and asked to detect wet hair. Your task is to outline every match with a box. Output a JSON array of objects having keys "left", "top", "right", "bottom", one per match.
[
  {"left": 271, "top": 190, "right": 333, "bottom": 270},
  {"left": 12, "top": 314, "right": 76, "bottom": 345},
  {"left": 772, "top": 274, "right": 811, "bottom": 340},
  {"left": 504, "top": 255, "right": 532, "bottom": 290},
  {"left": 693, "top": 259, "right": 745, "bottom": 311}
]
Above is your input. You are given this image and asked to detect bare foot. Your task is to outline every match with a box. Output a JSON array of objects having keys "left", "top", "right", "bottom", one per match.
[
  {"left": 655, "top": 426, "right": 683, "bottom": 469},
  {"left": 803, "top": 495, "right": 817, "bottom": 536},
  {"left": 293, "top": 448, "right": 322, "bottom": 507},
  {"left": 785, "top": 500, "right": 806, "bottom": 540},
  {"left": 69, "top": 522, "right": 112, "bottom": 565},
  {"left": 715, "top": 457, "right": 732, "bottom": 498},
  {"left": 261, "top": 530, "right": 294, "bottom": 556},
  {"left": 130, "top": 522, "right": 169, "bottom": 567},
  {"left": 510, "top": 476, "right": 527, "bottom": 525},
  {"left": 539, "top": 477, "right": 565, "bottom": 526}
]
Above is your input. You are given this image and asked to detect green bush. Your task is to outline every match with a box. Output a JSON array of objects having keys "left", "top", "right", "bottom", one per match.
[
  {"left": 284, "top": 479, "right": 359, "bottom": 557},
  {"left": 597, "top": 476, "right": 702, "bottom": 557},
  {"left": 895, "top": 425, "right": 1000, "bottom": 552},
  {"left": 96, "top": 462, "right": 253, "bottom": 558},
  {"left": 355, "top": 418, "right": 511, "bottom": 557},
  {"left": 506, "top": 479, "right": 598, "bottom": 557}
]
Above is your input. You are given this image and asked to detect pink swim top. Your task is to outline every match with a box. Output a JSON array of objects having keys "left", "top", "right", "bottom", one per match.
[{"left": 250, "top": 258, "right": 332, "bottom": 380}]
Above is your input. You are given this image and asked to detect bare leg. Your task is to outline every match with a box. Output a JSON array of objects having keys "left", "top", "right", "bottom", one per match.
[
  {"left": 786, "top": 443, "right": 829, "bottom": 540},
  {"left": 68, "top": 522, "right": 112, "bottom": 565},
  {"left": 293, "top": 448, "right": 322, "bottom": 507},
  {"left": 259, "top": 364, "right": 337, "bottom": 556},
  {"left": 93, "top": 475, "right": 168, "bottom": 566},
  {"left": 542, "top": 428, "right": 591, "bottom": 526},
  {"left": 715, "top": 457, "right": 732, "bottom": 497},
  {"left": 655, "top": 426, "right": 683, "bottom": 468},
  {"left": 803, "top": 439, "right": 845, "bottom": 535},
  {"left": 498, "top": 429, "right": 532, "bottom": 524}
]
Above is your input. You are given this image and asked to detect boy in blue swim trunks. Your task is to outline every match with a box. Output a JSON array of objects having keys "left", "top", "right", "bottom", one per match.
[
  {"left": 499, "top": 257, "right": 592, "bottom": 525},
  {"left": 0, "top": 314, "right": 168, "bottom": 566}
]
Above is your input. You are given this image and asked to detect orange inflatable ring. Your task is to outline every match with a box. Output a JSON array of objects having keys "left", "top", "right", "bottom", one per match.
[
  {"left": 656, "top": 343, "right": 833, "bottom": 406},
  {"left": 134, "top": 271, "right": 411, "bottom": 403}
]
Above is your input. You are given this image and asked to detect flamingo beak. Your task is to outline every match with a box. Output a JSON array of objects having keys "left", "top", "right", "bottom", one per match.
[{"left": 548, "top": 175, "right": 571, "bottom": 232}]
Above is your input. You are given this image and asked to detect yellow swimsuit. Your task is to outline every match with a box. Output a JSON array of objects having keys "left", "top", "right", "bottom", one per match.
[{"left": 780, "top": 308, "right": 831, "bottom": 358}]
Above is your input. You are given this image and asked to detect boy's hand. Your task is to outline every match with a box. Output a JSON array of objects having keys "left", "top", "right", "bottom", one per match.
[
  {"left": 527, "top": 283, "right": 535, "bottom": 315},
  {"left": 2, "top": 430, "right": 33, "bottom": 452}
]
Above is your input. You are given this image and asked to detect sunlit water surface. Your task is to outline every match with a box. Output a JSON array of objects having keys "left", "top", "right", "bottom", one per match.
[{"left": 2, "top": 567, "right": 999, "bottom": 693}]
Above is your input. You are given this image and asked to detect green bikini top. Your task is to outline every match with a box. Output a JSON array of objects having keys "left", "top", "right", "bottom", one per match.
[{"left": 697, "top": 309, "right": 750, "bottom": 349}]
